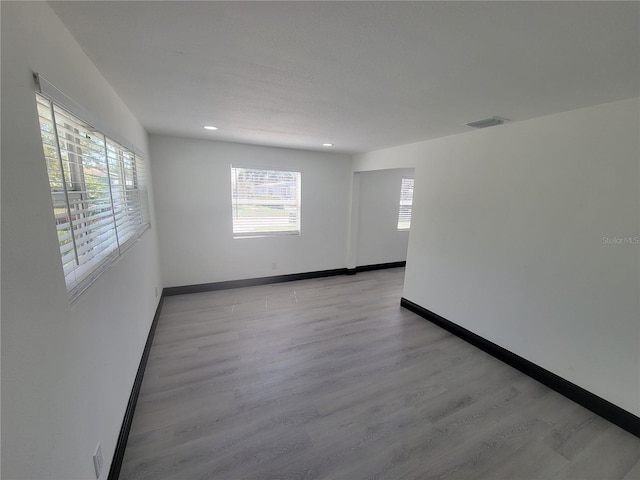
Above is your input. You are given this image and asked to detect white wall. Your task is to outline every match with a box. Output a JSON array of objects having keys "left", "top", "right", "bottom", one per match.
[
  {"left": 355, "top": 98, "right": 640, "bottom": 416},
  {"left": 150, "top": 135, "right": 352, "bottom": 287},
  {"left": 355, "top": 169, "right": 413, "bottom": 266},
  {"left": 353, "top": 142, "right": 424, "bottom": 172},
  {"left": 1, "top": 3, "right": 162, "bottom": 479}
]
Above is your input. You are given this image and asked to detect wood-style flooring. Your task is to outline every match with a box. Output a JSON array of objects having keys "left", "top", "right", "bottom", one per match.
[{"left": 119, "top": 268, "right": 640, "bottom": 480}]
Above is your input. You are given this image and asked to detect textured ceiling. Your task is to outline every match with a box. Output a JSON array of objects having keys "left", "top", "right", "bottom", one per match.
[{"left": 50, "top": 1, "right": 639, "bottom": 154}]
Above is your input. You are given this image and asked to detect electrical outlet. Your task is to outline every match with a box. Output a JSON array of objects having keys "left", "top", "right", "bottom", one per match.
[
  {"left": 93, "top": 442, "right": 103, "bottom": 479},
  {"left": 271, "top": 261, "right": 277, "bottom": 270}
]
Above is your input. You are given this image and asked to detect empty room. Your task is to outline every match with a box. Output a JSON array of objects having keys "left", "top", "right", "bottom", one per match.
[{"left": 1, "top": 2, "right": 639, "bottom": 480}]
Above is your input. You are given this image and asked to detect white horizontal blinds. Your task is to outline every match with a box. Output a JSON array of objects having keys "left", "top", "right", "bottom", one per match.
[
  {"left": 397, "top": 177, "right": 414, "bottom": 230},
  {"left": 231, "top": 167, "right": 301, "bottom": 237},
  {"left": 106, "top": 140, "right": 148, "bottom": 249},
  {"left": 37, "top": 94, "right": 78, "bottom": 275},
  {"left": 106, "top": 138, "right": 126, "bottom": 245},
  {"left": 36, "top": 92, "right": 150, "bottom": 301},
  {"left": 136, "top": 154, "right": 150, "bottom": 231},
  {"left": 127, "top": 153, "right": 148, "bottom": 236},
  {"left": 55, "top": 104, "right": 119, "bottom": 272}
]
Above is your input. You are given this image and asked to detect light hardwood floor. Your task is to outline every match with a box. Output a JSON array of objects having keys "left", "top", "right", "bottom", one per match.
[{"left": 120, "top": 268, "right": 639, "bottom": 480}]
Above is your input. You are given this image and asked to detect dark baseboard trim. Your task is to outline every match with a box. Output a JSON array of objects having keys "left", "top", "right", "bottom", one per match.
[
  {"left": 164, "top": 262, "right": 407, "bottom": 296},
  {"left": 108, "top": 294, "right": 165, "bottom": 480},
  {"left": 164, "top": 268, "right": 348, "bottom": 296},
  {"left": 356, "top": 261, "right": 406, "bottom": 272},
  {"left": 400, "top": 297, "right": 640, "bottom": 438}
]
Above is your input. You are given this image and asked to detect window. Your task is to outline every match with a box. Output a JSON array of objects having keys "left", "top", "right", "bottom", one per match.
[
  {"left": 231, "top": 166, "right": 301, "bottom": 238},
  {"left": 36, "top": 93, "right": 149, "bottom": 301},
  {"left": 397, "top": 177, "right": 414, "bottom": 230}
]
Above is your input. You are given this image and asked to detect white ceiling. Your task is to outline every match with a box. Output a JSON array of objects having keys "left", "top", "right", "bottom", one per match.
[{"left": 50, "top": 1, "right": 639, "bottom": 154}]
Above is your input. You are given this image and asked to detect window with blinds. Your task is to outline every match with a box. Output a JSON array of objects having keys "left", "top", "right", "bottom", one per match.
[
  {"left": 231, "top": 166, "right": 301, "bottom": 238},
  {"left": 36, "top": 93, "right": 150, "bottom": 301},
  {"left": 397, "top": 177, "right": 414, "bottom": 230}
]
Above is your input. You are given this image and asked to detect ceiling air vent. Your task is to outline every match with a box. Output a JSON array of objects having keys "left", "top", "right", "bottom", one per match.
[{"left": 465, "top": 117, "right": 505, "bottom": 129}]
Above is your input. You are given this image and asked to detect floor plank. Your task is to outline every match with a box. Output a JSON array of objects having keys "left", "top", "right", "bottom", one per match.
[{"left": 119, "top": 268, "right": 640, "bottom": 479}]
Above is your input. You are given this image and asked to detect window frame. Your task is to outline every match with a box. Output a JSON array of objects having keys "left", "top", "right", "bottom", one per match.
[
  {"left": 397, "top": 177, "right": 414, "bottom": 231},
  {"left": 230, "top": 166, "right": 302, "bottom": 239},
  {"left": 35, "top": 90, "right": 150, "bottom": 302}
]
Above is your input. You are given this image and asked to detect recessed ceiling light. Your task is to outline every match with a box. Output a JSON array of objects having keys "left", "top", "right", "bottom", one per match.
[
  {"left": 322, "top": 143, "right": 333, "bottom": 147},
  {"left": 203, "top": 125, "right": 218, "bottom": 131}
]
